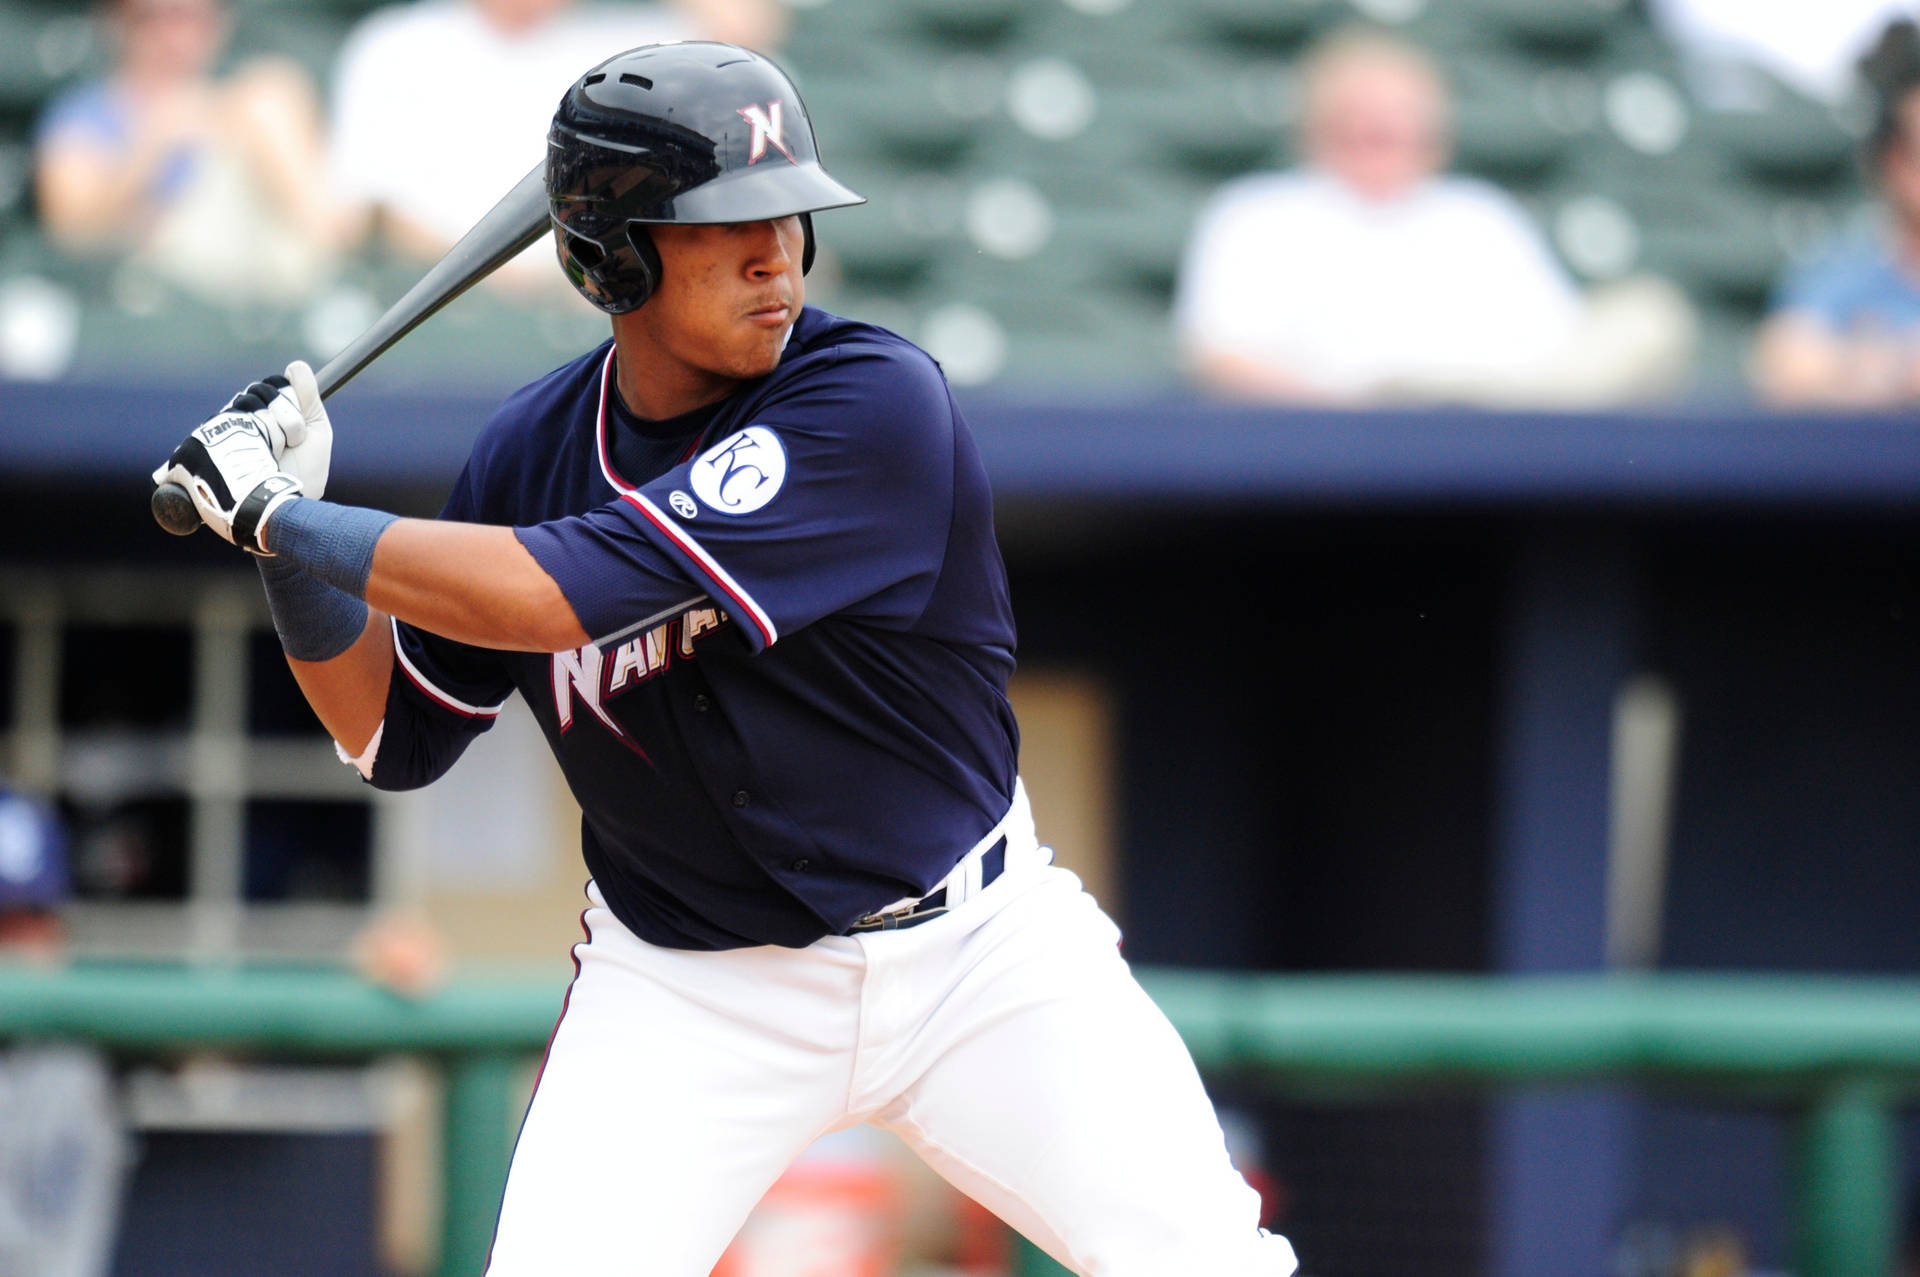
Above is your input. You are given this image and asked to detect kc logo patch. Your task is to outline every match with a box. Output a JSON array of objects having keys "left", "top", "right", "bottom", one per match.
[
  {"left": 691, "top": 426, "right": 787, "bottom": 516},
  {"left": 738, "top": 102, "right": 796, "bottom": 164}
]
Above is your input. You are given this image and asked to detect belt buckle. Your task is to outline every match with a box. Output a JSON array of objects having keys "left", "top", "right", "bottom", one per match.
[
  {"left": 851, "top": 900, "right": 918, "bottom": 932},
  {"left": 849, "top": 831, "right": 1002, "bottom": 935},
  {"left": 865, "top": 904, "right": 915, "bottom": 931}
]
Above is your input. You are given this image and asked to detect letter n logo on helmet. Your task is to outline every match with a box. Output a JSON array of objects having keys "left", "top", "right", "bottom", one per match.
[{"left": 738, "top": 102, "right": 796, "bottom": 164}]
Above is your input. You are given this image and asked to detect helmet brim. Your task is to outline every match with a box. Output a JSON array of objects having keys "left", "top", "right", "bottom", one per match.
[{"left": 636, "top": 162, "right": 866, "bottom": 224}]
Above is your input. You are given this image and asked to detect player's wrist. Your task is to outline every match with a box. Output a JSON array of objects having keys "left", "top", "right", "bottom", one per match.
[
  {"left": 262, "top": 498, "right": 400, "bottom": 601},
  {"left": 235, "top": 475, "right": 304, "bottom": 555}
]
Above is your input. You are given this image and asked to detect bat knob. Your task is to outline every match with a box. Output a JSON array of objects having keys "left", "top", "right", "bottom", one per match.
[{"left": 152, "top": 483, "right": 203, "bottom": 536}]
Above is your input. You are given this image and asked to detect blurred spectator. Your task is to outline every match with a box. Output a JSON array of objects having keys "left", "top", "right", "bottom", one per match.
[
  {"left": 1754, "top": 19, "right": 1920, "bottom": 406},
  {"left": 33, "top": 0, "right": 344, "bottom": 306},
  {"left": 351, "top": 906, "right": 448, "bottom": 997},
  {"left": 1173, "top": 27, "right": 1692, "bottom": 408},
  {"left": 0, "top": 789, "right": 129, "bottom": 1277},
  {"left": 329, "top": 0, "right": 788, "bottom": 286},
  {"left": 0, "top": 791, "right": 71, "bottom": 963}
]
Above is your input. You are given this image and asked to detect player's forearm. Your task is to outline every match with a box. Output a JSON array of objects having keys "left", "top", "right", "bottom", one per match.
[
  {"left": 253, "top": 549, "right": 392, "bottom": 754},
  {"left": 364, "top": 518, "right": 590, "bottom": 653},
  {"left": 286, "top": 610, "right": 394, "bottom": 756},
  {"left": 261, "top": 500, "right": 590, "bottom": 653}
]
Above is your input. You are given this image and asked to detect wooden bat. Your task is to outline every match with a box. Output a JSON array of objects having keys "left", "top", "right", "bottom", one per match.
[{"left": 151, "top": 161, "right": 552, "bottom": 535}]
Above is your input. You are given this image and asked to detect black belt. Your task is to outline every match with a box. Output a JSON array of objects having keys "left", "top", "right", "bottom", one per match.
[{"left": 845, "top": 836, "right": 1007, "bottom": 933}]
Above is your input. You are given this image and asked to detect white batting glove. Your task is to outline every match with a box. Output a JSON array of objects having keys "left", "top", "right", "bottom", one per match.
[
  {"left": 272, "top": 360, "right": 332, "bottom": 499},
  {"left": 222, "top": 361, "right": 333, "bottom": 498},
  {"left": 152, "top": 411, "right": 303, "bottom": 554}
]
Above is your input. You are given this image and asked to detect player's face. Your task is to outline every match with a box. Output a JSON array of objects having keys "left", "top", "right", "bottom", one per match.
[{"left": 633, "top": 217, "right": 805, "bottom": 398}]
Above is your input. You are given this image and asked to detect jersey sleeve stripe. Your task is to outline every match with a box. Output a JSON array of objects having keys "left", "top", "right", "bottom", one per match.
[
  {"left": 391, "top": 618, "right": 510, "bottom": 719},
  {"left": 620, "top": 492, "right": 779, "bottom": 648}
]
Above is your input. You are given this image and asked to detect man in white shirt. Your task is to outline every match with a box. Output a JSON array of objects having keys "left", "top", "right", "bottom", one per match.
[
  {"left": 1174, "top": 28, "right": 1686, "bottom": 407},
  {"left": 329, "top": 0, "right": 783, "bottom": 282}
]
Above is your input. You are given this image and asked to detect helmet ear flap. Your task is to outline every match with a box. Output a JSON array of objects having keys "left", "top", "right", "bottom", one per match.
[
  {"left": 800, "top": 211, "right": 815, "bottom": 275},
  {"left": 622, "top": 222, "right": 665, "bottom": 310}
]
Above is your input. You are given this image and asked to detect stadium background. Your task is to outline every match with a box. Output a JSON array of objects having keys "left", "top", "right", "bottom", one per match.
[{"left": 1, "top": 0, "right": 1919, "bottom": 1274}]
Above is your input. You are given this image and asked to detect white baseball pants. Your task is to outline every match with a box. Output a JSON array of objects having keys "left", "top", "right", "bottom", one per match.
[{"left": 484, "top": 787, "right": 1297, "bottom": 1277}]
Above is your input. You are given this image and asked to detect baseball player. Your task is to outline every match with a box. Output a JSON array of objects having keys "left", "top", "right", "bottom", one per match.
[{"left": 151, "top": 42, "right": 1297, "bottom": 1276}]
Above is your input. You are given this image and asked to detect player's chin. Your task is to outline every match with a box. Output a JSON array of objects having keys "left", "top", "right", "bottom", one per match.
[{"left": 725, "top": 323, "right": 791, "bottom": 376}]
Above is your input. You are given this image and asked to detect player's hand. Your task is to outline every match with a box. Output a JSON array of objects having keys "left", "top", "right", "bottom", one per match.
[
  {"left": 151, "top": 411, "right": 303, "bottom": 554},
  {"left": 225, "top": 360, "right": 333, "bottom": 498}
]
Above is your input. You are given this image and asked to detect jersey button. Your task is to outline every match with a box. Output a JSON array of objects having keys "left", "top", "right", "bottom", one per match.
[
  {"left": 791, "top": 858, "right": 811, "bottom": 872},
  {"left": 731, "top": 790, "right": 750, "bottom": 808},
  {"left": 694, "top": 694, "right": 711, "bottom": 712}
]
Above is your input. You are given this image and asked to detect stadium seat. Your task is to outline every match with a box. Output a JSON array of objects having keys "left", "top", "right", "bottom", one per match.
[
  {"left": 1689, "top": 84, "right": 1858, "bottom": 190},
  {"left": 228, "top": 7, "right": 357, "bottom": 87},
  {"left": 783, "top": 2, "right": 902, "bottom": 78},
  {"left": 1053, "top": 183, "right": 1212, "bottom": 304},
  {"left": 1457, "top": 0, "right": 1626, "bottom": 55},
  {"left": 799, "top": 54, "right": 979, "bottom": 169},
  {"left": 0, "top": 131, "right": 30, "bottom": 223},
  {"left": 1021, "top": 0, "right": 1216, "bottom": 76},
  {"left": 65, "top": 285, "right": 289, "bottom": 382},
  {"left": 1626, "top": 185, "right": 1786, "bottom": 308},
  {"left": 1, "top": 226, "right": 113, "bottom": 296},
  {"left": 1182, "top": 0, "right": 1321, "bottom": 56},
  {"left": 0, "top": 7, "right": 98, "bottom": 112},
  {"left": 888, "top": 0, "right": 1026, "bottom": 51},
  {"left": 302, "top": 263, "right": 606, "bottom": 392},
  {"left": 1449, "top": 54, "right": 1574, "bottom": 185},
  {"left": 919, "top": 254, "right": 1178, "bottom": 387},
  {"left": 1110, "top": 73, "right": 1286, "bottom": 183},
  {"left": 1684, "top": 303, "right": 1762, "bottom": 396},
  {"left": 811, "top": 168, "right": 953, "bottom": 294}
]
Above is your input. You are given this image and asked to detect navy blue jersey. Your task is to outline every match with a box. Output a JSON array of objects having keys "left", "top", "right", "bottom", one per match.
[{"left": 369, "top": 307, "right": 1020, "bottom": 949}]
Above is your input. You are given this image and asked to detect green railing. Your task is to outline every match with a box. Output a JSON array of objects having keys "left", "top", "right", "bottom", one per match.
[{"left": 1, "top": 964, "right": 1915, "bottom": 1276}]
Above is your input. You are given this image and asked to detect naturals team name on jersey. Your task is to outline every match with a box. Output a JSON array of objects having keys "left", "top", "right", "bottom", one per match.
[{"left": 552, "top": 604, "right": 732, "bottom": 743}]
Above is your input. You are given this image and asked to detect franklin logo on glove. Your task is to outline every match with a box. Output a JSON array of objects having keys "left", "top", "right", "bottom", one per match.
[{"left": 151, "top": 361, "right": 330, "bottom": 554}]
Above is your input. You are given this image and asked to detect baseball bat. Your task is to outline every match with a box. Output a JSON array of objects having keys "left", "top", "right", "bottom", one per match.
[{"left": 152, "top": 160, "right": 553, "bottom": 535}]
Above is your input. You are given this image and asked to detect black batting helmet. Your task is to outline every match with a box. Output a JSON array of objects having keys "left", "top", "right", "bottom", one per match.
[{"left": 547, "top": 42, "right": 865, "bottom": 314}]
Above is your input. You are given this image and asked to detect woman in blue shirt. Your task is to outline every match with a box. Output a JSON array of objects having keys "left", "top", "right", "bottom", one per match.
[
  {"left": 33, "top": 0, "right": 343, "bottom": 304},
  {"left": 1755, "top": 20, "right": 1920, "bottom": 405}
]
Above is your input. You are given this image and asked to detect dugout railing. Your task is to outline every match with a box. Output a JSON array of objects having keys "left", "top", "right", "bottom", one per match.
[{"left": 0, "top": 964, "right": 1913, "bottom": 1277}]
